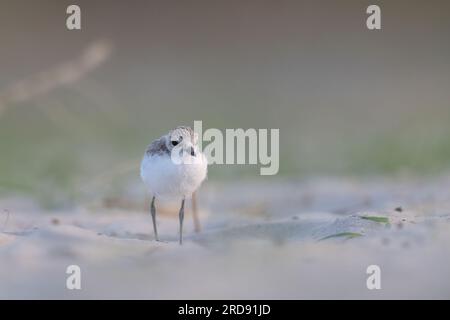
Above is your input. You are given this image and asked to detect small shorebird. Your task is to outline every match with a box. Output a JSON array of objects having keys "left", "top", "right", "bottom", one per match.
[{"left": 140, "top": 126, "right": 207, "bottom": 244}]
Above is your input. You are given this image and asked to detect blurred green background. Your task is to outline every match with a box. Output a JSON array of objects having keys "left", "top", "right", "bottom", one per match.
[{"left": 1, "top": 0, "right": 450, "bottom": 207}]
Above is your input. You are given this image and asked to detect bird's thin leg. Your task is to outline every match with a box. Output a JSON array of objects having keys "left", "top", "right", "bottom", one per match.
[
  {"left": 179, "top": 198, "right": 185, "bottom": 245},
  {"left": 151, "top": 196, "right": 159, "bottom": 241},
  {"left": 192, "top": 191, "right": 201, "bottom": 233}
]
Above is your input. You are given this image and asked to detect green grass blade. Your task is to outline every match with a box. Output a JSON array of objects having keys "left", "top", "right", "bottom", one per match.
[
  {"left": 360, "top": 216, "right": 389, "bottom": 224},
  {"left": 319, "top": 232, "right": 363, "bottom": 241}
]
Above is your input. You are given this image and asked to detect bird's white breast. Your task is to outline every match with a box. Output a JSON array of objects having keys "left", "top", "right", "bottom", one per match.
[{"left": 140, "top": 153, "right": 207, "bottom": 199}]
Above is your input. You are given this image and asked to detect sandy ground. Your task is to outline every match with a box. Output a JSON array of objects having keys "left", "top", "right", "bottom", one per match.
[{"left": 1, "top": 177, "right": 450, "bottom": 299}]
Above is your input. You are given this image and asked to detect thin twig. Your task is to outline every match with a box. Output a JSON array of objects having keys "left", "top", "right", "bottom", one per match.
[
  {"left": 1, "top": 209, "right": 10, "bottom": 232},
  {"left": 0, "top": 40, "right": 113, "bottom": 117}
]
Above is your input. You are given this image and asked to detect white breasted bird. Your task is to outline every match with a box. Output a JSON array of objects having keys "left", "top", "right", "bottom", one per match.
[{"left": 140, "top": 126, "right": 207, "bottom": 244}]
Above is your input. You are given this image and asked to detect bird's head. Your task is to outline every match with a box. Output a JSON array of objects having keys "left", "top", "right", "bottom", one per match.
[{"left": 165, "top": 126, "right": 199, "bottom": 157}]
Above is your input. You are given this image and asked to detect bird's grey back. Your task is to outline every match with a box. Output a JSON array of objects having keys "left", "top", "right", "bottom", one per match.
[{"left": 145, "top": 137, "right": 170, "bottom": 156}]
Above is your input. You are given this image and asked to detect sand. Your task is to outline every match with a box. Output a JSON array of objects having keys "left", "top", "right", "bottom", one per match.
[{"left": 1, "top": 177, "right": 450, "bottom": 299}]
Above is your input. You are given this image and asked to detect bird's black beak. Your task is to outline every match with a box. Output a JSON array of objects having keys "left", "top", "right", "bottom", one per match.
[{"left": 190, "top": 147, "right": 196, "bottom": 157}]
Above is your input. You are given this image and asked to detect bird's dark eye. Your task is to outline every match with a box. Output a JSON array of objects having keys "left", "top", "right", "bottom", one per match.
[{"left": 171, "top": 141, "right": 179, "bottom": 146}]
